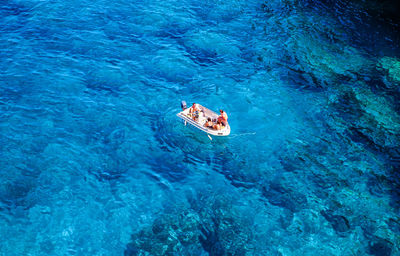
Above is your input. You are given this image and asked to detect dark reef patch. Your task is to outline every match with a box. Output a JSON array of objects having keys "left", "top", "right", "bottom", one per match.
[
  {"left": 367, "top": 173, "right": 391, "bottom": 197},
  {"left": 147, "top": 153, "right": 190, "bottom": 183},
  {"left": 321, "top": 210, "right": 351, "bottom": 235},
  {"left": 0, "top": 177, "right": 37, "bottom": 213},
  {"left": 125, "top": 192, "right": 258, "bottom": 255},
  {"left": 368, "top": 238, "right": 393, "bottom": 256},
  {"left": 262, "top": 182, "right": 308, "bottom": 212},
  {"left": 278, "top": 54, "right": 326, "bottom": 92},
  {"left": 199, "top": 223, "right": 226, "bottom": 256},
  {"left": 355, "top": 0, "right": 400, "bottom": 23}
]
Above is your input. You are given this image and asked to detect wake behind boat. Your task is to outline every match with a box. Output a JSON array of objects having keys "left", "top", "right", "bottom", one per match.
[{"left": 177, "top": 101, "right": 230, "bottom": 136}]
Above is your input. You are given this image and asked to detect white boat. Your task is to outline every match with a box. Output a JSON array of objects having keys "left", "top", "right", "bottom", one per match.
[{"left": 177, "top": 101, "right": 230, "bottom": 136}]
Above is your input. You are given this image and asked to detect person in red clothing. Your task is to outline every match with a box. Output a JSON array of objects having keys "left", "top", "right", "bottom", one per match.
[
  {"left": 189, "top": 103, "right": 200, "bottom": 121},
  {"left": 217, "top": 109, "right": 228, "bottom": 126}
]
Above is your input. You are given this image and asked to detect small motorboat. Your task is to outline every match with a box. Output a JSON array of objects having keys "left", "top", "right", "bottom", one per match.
[{"left": 177, "top": 101, "right": 230, "bottom": 137}]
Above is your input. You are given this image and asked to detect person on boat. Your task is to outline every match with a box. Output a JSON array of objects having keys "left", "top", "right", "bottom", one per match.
[
  {"left": 189, "top": 103, "right": 200, "bottom": 121},
  {"left": 204, "top": 117, "right": 213, "bottom": 128},
  {"left": 189, "top": 103, "right": 198, "bottom": 113},
  {"left": 217, "top": 109, "right": 228, "bottom": 126},
  {"left": 213, "top": 120, "right": 223, "bottom": 130}
]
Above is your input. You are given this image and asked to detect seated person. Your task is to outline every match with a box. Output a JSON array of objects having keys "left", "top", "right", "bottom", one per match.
[
  {"left": 189, "top": 103, "right": 198, "bottom": 114},
  {"left": 213, "top": 120, "right": 223, "bottom": 130},
  {"left": 204, "top": 117, "right": 213, "bottom": 128},
  {"left": 217, "top": 109, "right": 228, "bottom": 126},
  {"left": 189, "top": 103, "right": 200, "bottom": 121}
]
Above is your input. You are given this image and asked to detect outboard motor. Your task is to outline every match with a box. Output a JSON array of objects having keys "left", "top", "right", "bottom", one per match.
[{"left": 181, "top": 100, "right": 187, "bottom": 110}]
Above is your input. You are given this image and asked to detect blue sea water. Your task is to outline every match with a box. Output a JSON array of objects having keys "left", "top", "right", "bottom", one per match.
[{"left": 1, "top": 0, "right": 400, "bottom": 255}]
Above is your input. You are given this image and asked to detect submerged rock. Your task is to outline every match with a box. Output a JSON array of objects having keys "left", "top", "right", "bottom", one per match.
[
  {"left": 125, "top": 191, "right": 258, "bottom": 255},
  {"left": 262, "top": 182, "right": 308, "bottom": 213},
  {"left": 199, "top": 225, "right": 226, "bottom": 256},
  {"left": 286, "top": 32, "right": 373, "bottom": 87},
  {"left": 125, "top": 209, "right": 203, "bottom": 255},
  {"left": 378, "top": 56, "right": 400, "bottom": 84},
  {"left": 329, "top": 82, "right": 400, "bottom": 158},
  {"left": 321, "top": 210, "right": 351, "bottom": 235},
  {"left": 353, "top": 83, "right": 400, "bottom": 133},
  {"left": 354, "top": 0, "right": 400, "bottom": 23},
  {"left": 369, "top": 238, "right": 393, "bottom": 256}
]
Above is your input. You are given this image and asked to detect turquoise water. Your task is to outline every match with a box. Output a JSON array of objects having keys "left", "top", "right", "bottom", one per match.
[{"left": 1, "top": 0, "right": 400, "bottom": 255}]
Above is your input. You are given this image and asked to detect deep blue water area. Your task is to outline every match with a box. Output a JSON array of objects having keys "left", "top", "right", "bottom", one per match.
[{"left": 1, "top": 0, "right": 400, "bottom": 255}]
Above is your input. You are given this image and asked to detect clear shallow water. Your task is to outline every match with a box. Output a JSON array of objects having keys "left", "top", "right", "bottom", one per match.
[{"left": 1, "top": 0, "right": 400, "bottom": 255}]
